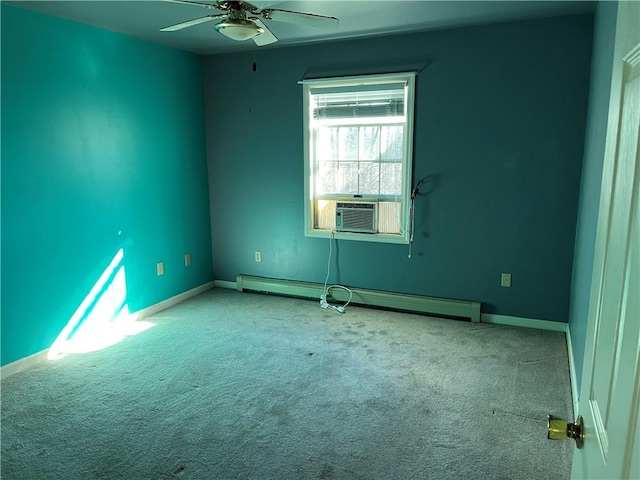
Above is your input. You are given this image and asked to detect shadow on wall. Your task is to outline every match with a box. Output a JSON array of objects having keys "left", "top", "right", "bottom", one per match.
[
  {"left": 48, "top": 245, "right": 154, "bottom": 360},
  {"left": 300, "top": 58, "right": 433, "bottom": 82}
]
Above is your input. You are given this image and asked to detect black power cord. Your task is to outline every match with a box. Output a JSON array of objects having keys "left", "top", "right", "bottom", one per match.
[{"left": 408, "top": 175, "right": 431, "bottom": 258}]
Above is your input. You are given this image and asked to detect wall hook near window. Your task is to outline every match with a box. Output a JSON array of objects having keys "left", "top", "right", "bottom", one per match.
[
  {"left": 407, "top": 174, "right": 438, "bottom": 258},
  {"left": 408, "top": 175, "right": 434, "bottom": 258}
]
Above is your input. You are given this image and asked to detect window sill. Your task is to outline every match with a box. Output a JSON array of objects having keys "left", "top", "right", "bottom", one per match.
[{"left": 305, "top": 228, "right": 409, "bottom": 245}]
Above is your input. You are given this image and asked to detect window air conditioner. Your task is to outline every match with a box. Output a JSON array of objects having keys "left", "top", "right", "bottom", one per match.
[{"left": 335, "top": 201, "right": 377, "bottom": 233}]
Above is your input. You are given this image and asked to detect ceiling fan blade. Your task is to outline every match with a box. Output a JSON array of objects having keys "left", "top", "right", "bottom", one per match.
[
  {"left": 163, "top": 0, "right": 220, "bottom": 10},
  {"left": 262, "top": 9, "right": 339, "bottom": 30},
  {"left": 251, "top": 18, "right": 278, "bottom": 46},
  {"left": 160, "top": 14, "right": 225, "bottom": 31}
]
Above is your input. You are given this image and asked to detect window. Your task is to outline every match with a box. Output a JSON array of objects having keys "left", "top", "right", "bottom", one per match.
[{"left": 303, "top": 73, "right": 415, "bottom": 243}]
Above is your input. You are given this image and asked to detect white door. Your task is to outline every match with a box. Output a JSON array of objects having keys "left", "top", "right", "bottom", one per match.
[{"left": 571, "top": 2, "right": 640, "bottom": 479}]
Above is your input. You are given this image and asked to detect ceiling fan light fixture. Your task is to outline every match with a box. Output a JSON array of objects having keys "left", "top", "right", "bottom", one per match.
[{"left": 214, "top": 19, "right": 264, "bottom": 41}]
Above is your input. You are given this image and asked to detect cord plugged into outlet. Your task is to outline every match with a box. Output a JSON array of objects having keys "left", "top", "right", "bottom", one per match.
[
  {"left": 320, "top": 295, "right": 329, "bottom": 309},
  {"left": 319, "top": 232, "right": 353, "bottom": 315}
]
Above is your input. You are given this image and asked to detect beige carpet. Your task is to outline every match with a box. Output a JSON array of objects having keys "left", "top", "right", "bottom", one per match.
[{"left": 1, "top": 288, "right": 574, "bottom": 479}]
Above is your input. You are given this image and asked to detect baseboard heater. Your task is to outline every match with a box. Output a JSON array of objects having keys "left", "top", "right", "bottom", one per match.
[{"left": 236, "top": 275, "right": 481, "bottom": 323}]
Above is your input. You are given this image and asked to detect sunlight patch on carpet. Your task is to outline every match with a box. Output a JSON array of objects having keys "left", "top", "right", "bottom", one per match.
[{"left": 48, "top": 248, "right": 154, "bottom": 360}]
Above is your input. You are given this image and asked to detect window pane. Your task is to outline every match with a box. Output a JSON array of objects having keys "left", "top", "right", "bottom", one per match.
[
  {"left": 360, "top": 126, "right": 380, "bottom": 160},
  {"left": 359, "top": 162, "right": 380, "bottom": 194},
  {"left": 338, "top": 127, "right": 358, "bottom": 160},
  {"left": 381, "top": 126, "right": 403, "bottom": 161},
  {"left": 380, "top": 163, "right": 402, "bottom": 195},
  {"left": 317, "top": 127, "right": 337, "bottom": 160},
  {"left": 338, "top": 162, "right": 358, "bottom": 193},
  {"left": 317, "top": 161, "right": 339, "bottom": 194}
]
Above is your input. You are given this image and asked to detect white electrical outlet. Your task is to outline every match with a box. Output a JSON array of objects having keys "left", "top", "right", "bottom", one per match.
[
  {"left": 501, "top": 273, "right": 512, "bottom": 287},
  {"left": 255, "top": 251, "right": 262, "bottom": 263},
  {"left": 157, "top": 262, "right": 164, "bottom": 276},
  {"left": 184, "top": 253, "right": 191, "bottom": 266}
]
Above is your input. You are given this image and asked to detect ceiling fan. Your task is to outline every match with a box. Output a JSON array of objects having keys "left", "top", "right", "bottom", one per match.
[{"left": 161, "top": 0, "right": 339, "bottom": 46}]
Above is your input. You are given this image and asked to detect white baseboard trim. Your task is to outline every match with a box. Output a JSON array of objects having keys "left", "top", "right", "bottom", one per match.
[
  {"left": 134, "top": 281, "right": 215, "bottom": 320},
  {"left": 480, "top": 313, "right": 568, "bottom": 332},
  {"left": 1, "top": 348, "right": 50, "bottom": 380},
  {"left": 0, "top": 281, "right": 215, "bottom": 380},
  {"left": 214, "top": 280, "right": 238, "bottom": 290},
  {"left": 565, "top": 325, "right": 579, "bottom": 415}
]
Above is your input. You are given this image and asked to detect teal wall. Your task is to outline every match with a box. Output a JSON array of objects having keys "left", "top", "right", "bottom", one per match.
[
  {"left": 568, "top": 1, "right": 618, "bottom": 391},
  {"left": 203, "top": 15, "right": 593, "bottom": 322},
  {"left": 1, "top": 5, "right": 213, "bottom": 366}
]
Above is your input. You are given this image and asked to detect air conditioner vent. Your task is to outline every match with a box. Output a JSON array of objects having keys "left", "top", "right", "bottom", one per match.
[{"left": 336, "top": 201, "right": 377, "bottom": 233}]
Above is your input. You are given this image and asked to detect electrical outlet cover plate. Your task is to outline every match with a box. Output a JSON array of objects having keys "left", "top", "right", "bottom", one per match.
[
  {"left": 501, "top": 273, "right": 511, "bottom": 287},
  {"left": 255, "top": 251, "right": 262, "bottom": 263}
]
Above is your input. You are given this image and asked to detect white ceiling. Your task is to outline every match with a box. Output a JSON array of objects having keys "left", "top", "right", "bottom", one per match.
[{"left": 6, "top": 0, "right": 596, "bottom": 55}]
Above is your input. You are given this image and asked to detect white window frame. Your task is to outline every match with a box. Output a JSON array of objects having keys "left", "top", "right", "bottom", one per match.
[{"left": 303, "top": 72, "right": 416, "bottom": 244}]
